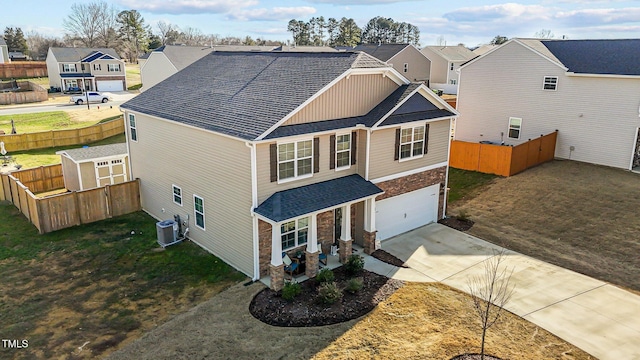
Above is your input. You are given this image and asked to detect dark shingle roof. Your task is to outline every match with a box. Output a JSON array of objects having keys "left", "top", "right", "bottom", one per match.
[
  {"left": 254, "top": 174, "right": 383, "bottom": 222},
  {"left": 49, "top": 47, "right": 121, "bottom": 62},
  {"left": 378, "top": 93, "right": 455, "bottom": 126},
  {"left": 122, "top": 51, "right": 388, "bottom": 140},
  {"left": 57, "top": 143, "right": 127, "bottom": 162},
  {"left": 353, "top": 44, "right": 409, "bottom": 62},
  {"left": 541, "top": 39, "right": 640, "bottom": 76}
]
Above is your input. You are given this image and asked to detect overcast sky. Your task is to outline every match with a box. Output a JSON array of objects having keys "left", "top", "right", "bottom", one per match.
[{"left": 2, "top": 0, "right": 639, "bottom": 47}]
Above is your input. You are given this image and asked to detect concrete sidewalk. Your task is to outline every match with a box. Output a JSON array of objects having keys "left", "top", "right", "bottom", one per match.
[{"left": 369, "top": 223, "right": 640, "bottom": 360}]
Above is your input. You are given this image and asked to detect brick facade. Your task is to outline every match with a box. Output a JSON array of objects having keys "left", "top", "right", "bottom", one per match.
[
  {"left": 338, "top": 238, "right": 352, "bottom": 263},
  {"left": 375, "top": 166, "right": 447, "bottom": 219},
  {"left": 269, "top": 264, "right": 284, "bottom": 291},
  {"left": 363, "top": 230, "right": 378, "bottom": 254},
  {"left": 258, "top": 220, "right": 272, "bottom": 277},
  {"left": 305, "top": 250, "right": 319, "bottom": 277}
]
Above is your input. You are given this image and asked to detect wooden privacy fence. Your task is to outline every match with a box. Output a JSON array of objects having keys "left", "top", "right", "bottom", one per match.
[
  {"left": 7, "top": 164, "right": 64, "bottom": 194},
  {"left": 450, "top": 131, "right": 558, "bottom": 176},
  {"left": 0, "top": 118, "right": 124, "bottom": 152},
  {"left": 1, "top": 170, "right": 140, "bottom": 234}
]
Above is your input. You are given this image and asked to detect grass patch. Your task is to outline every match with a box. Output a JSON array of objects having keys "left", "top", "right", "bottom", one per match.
[
  {"left": 128, "top": 83, "right": 142, "bottom": 91},
  {"left": 8, "top": 77, "right": 49, "bottom": 87},
  {"left": 10, "top": 133, "right": 126, "bottom": 168},
  {"left": 126, "top": 63, "right": 141, "bottom": 90},
  {"left": 0, "top": 111, "right": 79, "bottom": 133},
  {"left": 447, "top": 168, "right": 498, "bottom": 204},
  {"left": 0, "top": 203, "right": 246, "bottom": 359}
]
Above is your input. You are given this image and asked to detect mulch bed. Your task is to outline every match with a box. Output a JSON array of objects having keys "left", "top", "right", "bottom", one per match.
[
  {"left": 439, "top": 216, "right": 474, "bottom": 231},
  {"left": 371, "top": 249, "right": 408, "bottom": 268},
  {"left": 250, "top": 267, "right": 403, "bottom": 327},
  {"left": 451, "top": 354, "right": 502, "bottom": 360}
]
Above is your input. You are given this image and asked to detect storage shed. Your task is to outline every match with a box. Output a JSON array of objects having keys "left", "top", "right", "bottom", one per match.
[{"left": 56, "top": 143, "right": 129, "bottom": 191}]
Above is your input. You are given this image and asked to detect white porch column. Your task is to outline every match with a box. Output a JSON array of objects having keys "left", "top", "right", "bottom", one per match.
[
  {"left": 270, "top": 222, "right": 282, "bottom": 266},
  {"left": 363, "top": 198, "right": 376, "bottom": 232},
  {"left": 307, "top": 214, "right": 318, "bottom": 253},
  {"left": 340, "top": 204, "right": 352, "bottom": 241}
]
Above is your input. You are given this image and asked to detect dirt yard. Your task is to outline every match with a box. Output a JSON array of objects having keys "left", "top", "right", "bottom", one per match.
[{"left": 448, "top": 160, "right": 640, "bottom": 293}]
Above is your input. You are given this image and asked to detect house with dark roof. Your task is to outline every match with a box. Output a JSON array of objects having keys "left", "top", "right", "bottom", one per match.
[
  {"left": 421, "top": 45, "right": 476, "bottom": 94},
  {"left": 354, "top": 44, "right": 431, "bottom": 85},
  {"left": 455, "top": 38, "right": 640, "bottom": 170},
  {"left": 0, "top": 37, "right": 8, "bottom": 64},
  {"left": 46, "top": 47, "right": 126, "bottom": 92},
  {"left": 121, "top": 51, "right": 457, "bottom": 290}
]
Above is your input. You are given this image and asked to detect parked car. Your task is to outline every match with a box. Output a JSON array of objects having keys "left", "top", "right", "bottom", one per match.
[
  {"left": 64, "top": 86, "right": 83, "bottom": 94},
  {"left": 70, "top": 92, "right": 112, "bottom": 105}
]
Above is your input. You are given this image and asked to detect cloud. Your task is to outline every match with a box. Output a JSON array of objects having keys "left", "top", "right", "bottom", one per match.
[
  {"left": 556, "top": 7, "right": 640, "bottom": 26},
  {"left": 307, "top": 0, "right": 421, "bottom": 4},
  {"left": 443, "top": 3, "right": 551, "bottom": 23},
  {"left": 116, "top": 0, "right": 258, "bottom": 14},
  {"left": 229, "top": 6, "right": 317, "bottom": 21}
]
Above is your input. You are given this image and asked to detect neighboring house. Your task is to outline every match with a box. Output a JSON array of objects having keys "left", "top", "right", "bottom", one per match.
[
  {"left": 0, "top": 38, "right": 9, "bottom": 64},
  {"left": 46, "top": 47, "right": 126, "bottom": 91},
  {"left": 354, "top": 44, "right": 431, "bottom": 84},
  {"left": 456, "top": 38, "right": 640, "bottom": 170},
  {"left": 421, "top": 45, "right": 476, "bottom": 94},
  {"left": 121, "top": 51, "right": 457, "bottom": 290},
  {"left": 56, "top": 143, "right": 129, "bottom": 191},
  {"left": 472, "top": 44, "right": 498, "bottom": 56}
]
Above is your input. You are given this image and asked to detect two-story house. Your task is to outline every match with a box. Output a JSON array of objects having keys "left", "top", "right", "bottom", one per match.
[
  {"left": 421, "top": 45, "right": 476, "bottom": 94},
  {"left": 353, "top": 44, "right": 431, "bottom": 85},
  {"left": 46, "top": 47, "right": 126, "bottom": 92},
  {"left": 0, "top": 37, "right": 9, "bottom": 64},
  {"left": 456, "top": 38, "right": 640, "bottom": 170},
  {"left": 121, "top": 51, "right": 456, "bottom": 290}
]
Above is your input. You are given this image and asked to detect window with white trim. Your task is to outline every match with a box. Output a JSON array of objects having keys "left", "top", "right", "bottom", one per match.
[
  {"left": 449, "top": 79, "right": 457, "bottom": 85},
  {"left": 281, "top": 217, "right": 309, "bottom": 250},
  {"left": 336, "top": 133, "right": 351, "bottom": 169},
  {"left": 403, "top": 63, "right": 408, "bottom": 73},
  {"left": 543, "top": 76, "right": 558, "bottom": 90},
  {"left": 94, "top": 63, "right": 101, "bottom": 70},
  {"left": 62, "top": 63, "right": 77, "bottom": 72},
  {"left": 450, "top": 62, "right": 454, "bottom": 71},
  {"left": 399, "top": 126, "right": 425, "bottom": 160},
  {"left": 278, "top": 140, "right": 312, "bottom": 181},
  {"left": 172, "top": 185, "right": 182, "bottom": 206},
  {"left": 108, "top": 63, "right": 121, "bottom": 72},
  {"left": 194, "top": 195, "right": 205, "bottom": 230},
  {"left": 129, "top": 114, "right": 137, "bottom": 141},
  {"left": 508, "top": 117, "right": 522, "bottom": 139}
]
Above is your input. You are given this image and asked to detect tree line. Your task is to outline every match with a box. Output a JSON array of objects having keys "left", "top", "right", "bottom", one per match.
[{"left": 287, "top": 16, "right": 420, "bottom": 47}]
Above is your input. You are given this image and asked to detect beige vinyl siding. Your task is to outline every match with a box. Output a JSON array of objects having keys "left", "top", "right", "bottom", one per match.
[
  {"left": 388, "top": 46, "right": 431, "bottom": 83},
  {"left": 60, "top": 156, "right": 80, "bottom": 191},
  {"left": 421, "top": 48, "right": 448, "bottom": 84},
  {"left": 369, "top": 119, "right": 450, "bottom": 180},
  {"left": 46, "top": 49, "right": 62, "bottom": 88},
  {"left": 80, "top": 162, "right": 97, "bottom": 189},
  {"left": 357, "top": 129, "right": 367, "bottom": 178},
  {"left": 284, "top": 74, "right": 398, "bottom": 125},
  {"left": 456, "top": 40, "right": 640, "bottom": 169},
  {"left": 140, "top": 54, "right": 177, "bottom": 92},
  {"left": 257, "top": 133, "right": 358, "bottom": 203},
  {"left": 90, "top": 59, "right": 125, "bottom": 76},
  {"left": 127, "top": 112, "right": 255, "bottom": 277}
]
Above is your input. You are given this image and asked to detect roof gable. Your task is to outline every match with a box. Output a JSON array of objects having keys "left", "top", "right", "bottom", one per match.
[
  {"left": 423, "top": 45, "right": 475, "bottom": 62},
  {"left": 541, "top": 39, "right": 640, "bottom": 76},
  {"left": 122, "top": 51, "right": 387, "bottom": 140},
  {"left": 353, "top": 44, "right": 409, "bottom": 62},
  {"left": 57, "top": 143, "right": 127, "bottom": 162},
  {"left": 377, "top": 89, "right": 454, "bottom": 127}
]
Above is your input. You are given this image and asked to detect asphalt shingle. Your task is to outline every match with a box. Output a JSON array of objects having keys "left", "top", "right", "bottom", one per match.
[
  {"left": 541, "top": 39, "right": 640, "bottom": 76},
  {"left": 58, "top": 143, "right": 127, "bottom": 162},
  {"left": 353, "top": 44, "right": 409, "bottom": 62},
  {"left": 49, "top": 47, "right": 121, "bottom": 62}
]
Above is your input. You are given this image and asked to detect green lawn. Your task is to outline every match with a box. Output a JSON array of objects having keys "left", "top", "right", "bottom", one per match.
[
  {"left": 11, "top": 133, "right": 126, "bottom": 168},
  {"left": 11, "top": 77, "right": 49, "bottom": 87},
  {"left": 0, "top": 204, "right": 246, "bottom": 358},
  {"left": 0, "top": 111, "right": 96, "bottom": 134},
  {"left": 126, "top": 63, "right": 141, "bottom": 90},
  {"left": 447, "top": 168, "right": 498, "bottom": 204}
]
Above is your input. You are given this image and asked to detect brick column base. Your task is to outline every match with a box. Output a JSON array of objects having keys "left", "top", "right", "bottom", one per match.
[
  {"left": 269, "top": 263, "right": 285, "bottom": 291},
  {"left": 363, "top": 230, "right": 378, "bottom": 255},
  {"left": 305, "top": 250, "right": 319, "bottom": 278},
  {"left": 338, "top": 238, "right": 352, "bottom": 264}
]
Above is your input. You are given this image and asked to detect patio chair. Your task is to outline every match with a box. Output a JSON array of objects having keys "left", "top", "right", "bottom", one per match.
[
  {"left": 282, "top": 252, "right": 299, "bottom": 278},
  {"left": 318, "top": 243, "right": 327, "bottom": 266}
]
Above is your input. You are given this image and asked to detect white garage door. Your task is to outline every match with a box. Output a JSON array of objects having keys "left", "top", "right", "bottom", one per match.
[
  {"left": 375, "top": 183, "right": 440, "bottom": 240},
  {"left": 96, "top": 80, "right": 123, "bottom": 91}
]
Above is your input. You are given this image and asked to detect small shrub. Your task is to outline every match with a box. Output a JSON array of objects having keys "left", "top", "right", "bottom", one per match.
[
  {"left": 315, "top": 268, "right": 334, "bottom": 283},
  {"left": 281, "top": 281, "right": 301, "bottom": 301},
  {"left": 345, "top": 278, "right": 363, "bottom": 294},
  {"left": 317, "top": 281, "right": 342, "bottom": 304},
  {"left": 457, "top": 210, "right": 470, "bottom": 222},
  {"left": 345, "top": 254, "right": 364, "bottom": 276}
]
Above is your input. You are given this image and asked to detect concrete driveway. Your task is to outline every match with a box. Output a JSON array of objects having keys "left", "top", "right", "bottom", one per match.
[{"left": 376, "top": 223, "right": 640, "bottom": 360}]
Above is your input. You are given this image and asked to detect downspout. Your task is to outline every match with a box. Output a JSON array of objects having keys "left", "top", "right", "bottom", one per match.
[
  {"left": 365, "top": 128, "right": 372, "bottom": 180},
  {"left": 246, "top": 141, "right": 260, "bottom": 281},
  {"left": 442, "top": 117, "right": 454, "bottom": 219},
  {"left": 122, "top": 110, "right": 134, "bottom": 182}
]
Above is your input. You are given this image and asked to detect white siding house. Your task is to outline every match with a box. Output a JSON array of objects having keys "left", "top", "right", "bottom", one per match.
[
  {"left": 421, "top": 45, "right": 476, "bottom": 94},
  {"left": 456, "top": 38, "right": 640, "bottom": 170}
]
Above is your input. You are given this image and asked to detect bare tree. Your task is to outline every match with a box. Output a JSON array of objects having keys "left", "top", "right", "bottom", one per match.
[
  {"left": 96, "top": 2, "right": 119, "bottom": 47},
  {"left": 467, "top": 250, "right": 515, "bottom": 360},
  {"left": 63, "top": 1, "right": 112, "bottom": 47},
  {"left": 157, "top": 20, "right": 176, "bottom": 45},
  {"left": 436, "top": 35, "right": 446, "bottom": 46},
  {"left": 26, "top": 31, "right": 65, "bottom": 60},
  {"left": 534, "top": 29, "right": 554, "bottom": 39}
]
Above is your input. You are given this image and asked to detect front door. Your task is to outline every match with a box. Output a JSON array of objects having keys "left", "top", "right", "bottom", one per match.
[
  {"left": 633, "top": 128, "right": 640, "bottom": 170},
  {"left": 334, "top": 207, "right": 342, "bottom": 243}
]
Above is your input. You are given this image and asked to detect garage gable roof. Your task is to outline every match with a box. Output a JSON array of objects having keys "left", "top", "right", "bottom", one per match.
[{"left": 57, "top": 143, "right": 128, "bottom": 162}]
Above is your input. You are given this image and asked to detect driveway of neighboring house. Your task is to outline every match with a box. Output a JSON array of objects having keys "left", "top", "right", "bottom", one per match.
[{"left": 376, "top": 223, "right": 640, "bottom": 360}]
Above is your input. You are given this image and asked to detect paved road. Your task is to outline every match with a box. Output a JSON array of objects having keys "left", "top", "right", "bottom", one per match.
[
  {"left": 370, "top": 223, "right": 640, "bottom": 360},
  {"left": 0, "top": 92, "right": 137, "bottom": 115}
]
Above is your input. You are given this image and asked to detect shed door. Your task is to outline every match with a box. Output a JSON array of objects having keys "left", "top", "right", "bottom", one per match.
[
  {"left": 95, "top": 159, "right": 127, "bottom": 187},
  {"left": 375, "top": 184, "right": 439, "bottom": 241}
]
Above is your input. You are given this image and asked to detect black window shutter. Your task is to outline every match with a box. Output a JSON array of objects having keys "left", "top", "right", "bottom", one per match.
[
  {"left": 424, "top": 124, "right": 430, "bottom": 155},
  {"left": 329, "top": 134, "right": 336, "bottom": 170},
  {"left": 394, "top": 128, "right": 401, "bottom": 161},
  {"left": 351, "top": 131, "right": 357, "bottom": 165},
  {"left": 269, "top": 143, "right": 277, "bottom": 182},
  {"left": 313, "top": 137, "right": 320, "bottom": 173}
]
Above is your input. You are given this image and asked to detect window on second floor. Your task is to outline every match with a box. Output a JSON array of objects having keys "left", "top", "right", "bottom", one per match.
[
  {"left": 94, "top": 63, "right": 101, "bottom": 71},
  {"left": 278, "top": 140, "right": 312, "bottom": 181},
  {"left": 62, "top": 63, "right": 77, "bottom": 72},
  {"left": 395, "top": 125, "right": 429, "bottom": 161},
  {"left": 128, "top": 114, "right": 137, "bottom": 142},
  {"left": 450, "top": 63, "right": 454, "bottom": 71},
  {"left": 508, "top": 117, "right": 522, "bottom": 139},
  {"left": 543, "top": 76, "right": 558, "bottom": 91},
  {"left": 449, "top": 79, "right": 457, "bottom": 85},
  {"left": 403, "top": 63, "right": 408, "bottom": 73},
  {"left": 108, "top": 63, "right": 121, "bottom": 72}
]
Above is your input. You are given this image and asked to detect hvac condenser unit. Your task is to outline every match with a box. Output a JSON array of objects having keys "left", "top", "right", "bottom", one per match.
[{"left": 156, "top": 220, "right": 179, "bottom": 247}]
